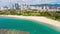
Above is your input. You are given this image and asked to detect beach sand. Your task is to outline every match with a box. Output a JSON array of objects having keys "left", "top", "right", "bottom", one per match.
[{"left": 0, "top": 15, "right": 60, "bottom": 29}]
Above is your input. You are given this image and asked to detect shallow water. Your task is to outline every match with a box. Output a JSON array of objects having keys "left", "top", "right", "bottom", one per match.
[{"left": 0, "top": 17, "right": 60, "bottom": 34}]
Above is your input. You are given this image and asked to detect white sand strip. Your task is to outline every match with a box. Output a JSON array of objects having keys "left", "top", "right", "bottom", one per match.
[{"left": 0, "top": 15, "right": 60, "bottom": 28}]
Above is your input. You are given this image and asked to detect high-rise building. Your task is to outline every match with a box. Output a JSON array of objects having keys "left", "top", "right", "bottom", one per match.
[
  {"left": 15, "top": 3, "right": 19, "bottom": 10},
  {"left": 20, "top": 0, "right": 27, "bottom": 10},
  {"left": 9, "top": 3, "right": 14, "bottom": 9}
]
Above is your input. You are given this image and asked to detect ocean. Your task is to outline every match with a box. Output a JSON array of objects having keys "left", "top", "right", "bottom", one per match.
[{"left": 0, "top": 17, "right": 60, "bottom": 34}]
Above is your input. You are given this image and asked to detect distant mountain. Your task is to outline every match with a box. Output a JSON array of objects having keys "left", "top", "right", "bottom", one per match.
[{"left": 30, "top": 4, "right": 60, "bottom": 7}]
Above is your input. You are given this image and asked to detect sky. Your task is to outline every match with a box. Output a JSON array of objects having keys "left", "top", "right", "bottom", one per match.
[{"left": 0, "top": 0, "right": 60, "bottom": 7}]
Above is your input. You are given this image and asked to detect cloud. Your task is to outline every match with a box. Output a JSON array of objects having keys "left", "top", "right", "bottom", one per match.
[
  {"left": 0, "top": 0, "right": 60, "bottom": 4},
  {"left": 0, "top": 0, "right": 60, "bottom": 7},
  {"left": 20, "top": 0, "right": 60, "bottom": 4},
  {"left": 28, "top": 0, "right": 59, "bottom": 4}
]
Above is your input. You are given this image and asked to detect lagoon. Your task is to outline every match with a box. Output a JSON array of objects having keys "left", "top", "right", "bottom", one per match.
[{"left": 0, "top": 17, "right": 60, "bottom": 34}]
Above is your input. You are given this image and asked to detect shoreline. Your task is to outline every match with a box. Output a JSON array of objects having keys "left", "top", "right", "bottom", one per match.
[{"left": 0, "top": 15, "right": 60, "bottom": 28}]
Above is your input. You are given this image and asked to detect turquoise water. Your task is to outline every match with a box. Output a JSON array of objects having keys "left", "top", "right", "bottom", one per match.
[{"left": 0, "top": 17, "right": 60, "bottom": 34}]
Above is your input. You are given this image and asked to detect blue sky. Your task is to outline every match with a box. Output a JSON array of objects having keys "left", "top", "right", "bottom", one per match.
[{"left": 0, "top": 0, "right": 60, "bottom": 7}]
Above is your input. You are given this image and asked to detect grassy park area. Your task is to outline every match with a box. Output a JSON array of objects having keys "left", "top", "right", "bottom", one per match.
[{"left": 0, "top": 10, "right": 60, "bottom": 21}]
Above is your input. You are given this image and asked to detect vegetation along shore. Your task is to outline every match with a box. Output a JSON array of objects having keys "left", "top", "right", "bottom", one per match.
[{"left": 0, "top": 9, "right": 60, "bottom": 21}]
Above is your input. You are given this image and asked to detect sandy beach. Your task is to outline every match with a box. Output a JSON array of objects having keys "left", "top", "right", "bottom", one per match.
[{"left": 0, "top": 15, "right": 60, "bottom": 29}]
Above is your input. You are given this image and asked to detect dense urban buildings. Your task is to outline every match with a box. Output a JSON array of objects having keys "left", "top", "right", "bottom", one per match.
[
  {"left": 29, "top": 4, "right": 60, "bottom": 11},
  {"left": 0, "top": 4, "right": 60, "bottom": 11}
]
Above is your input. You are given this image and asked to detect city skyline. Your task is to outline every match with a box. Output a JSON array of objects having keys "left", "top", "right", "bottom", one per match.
[{"left": 0, "top": 0, "right": 60, "bottom": 7}]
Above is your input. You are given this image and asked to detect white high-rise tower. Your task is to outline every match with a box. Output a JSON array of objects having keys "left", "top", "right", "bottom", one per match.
[
  {"left": 21, "top": 0, "right": 27, "bottom": 10},
  {"left": 9, "top": 0, "right": 14, "bottom": 9}
]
